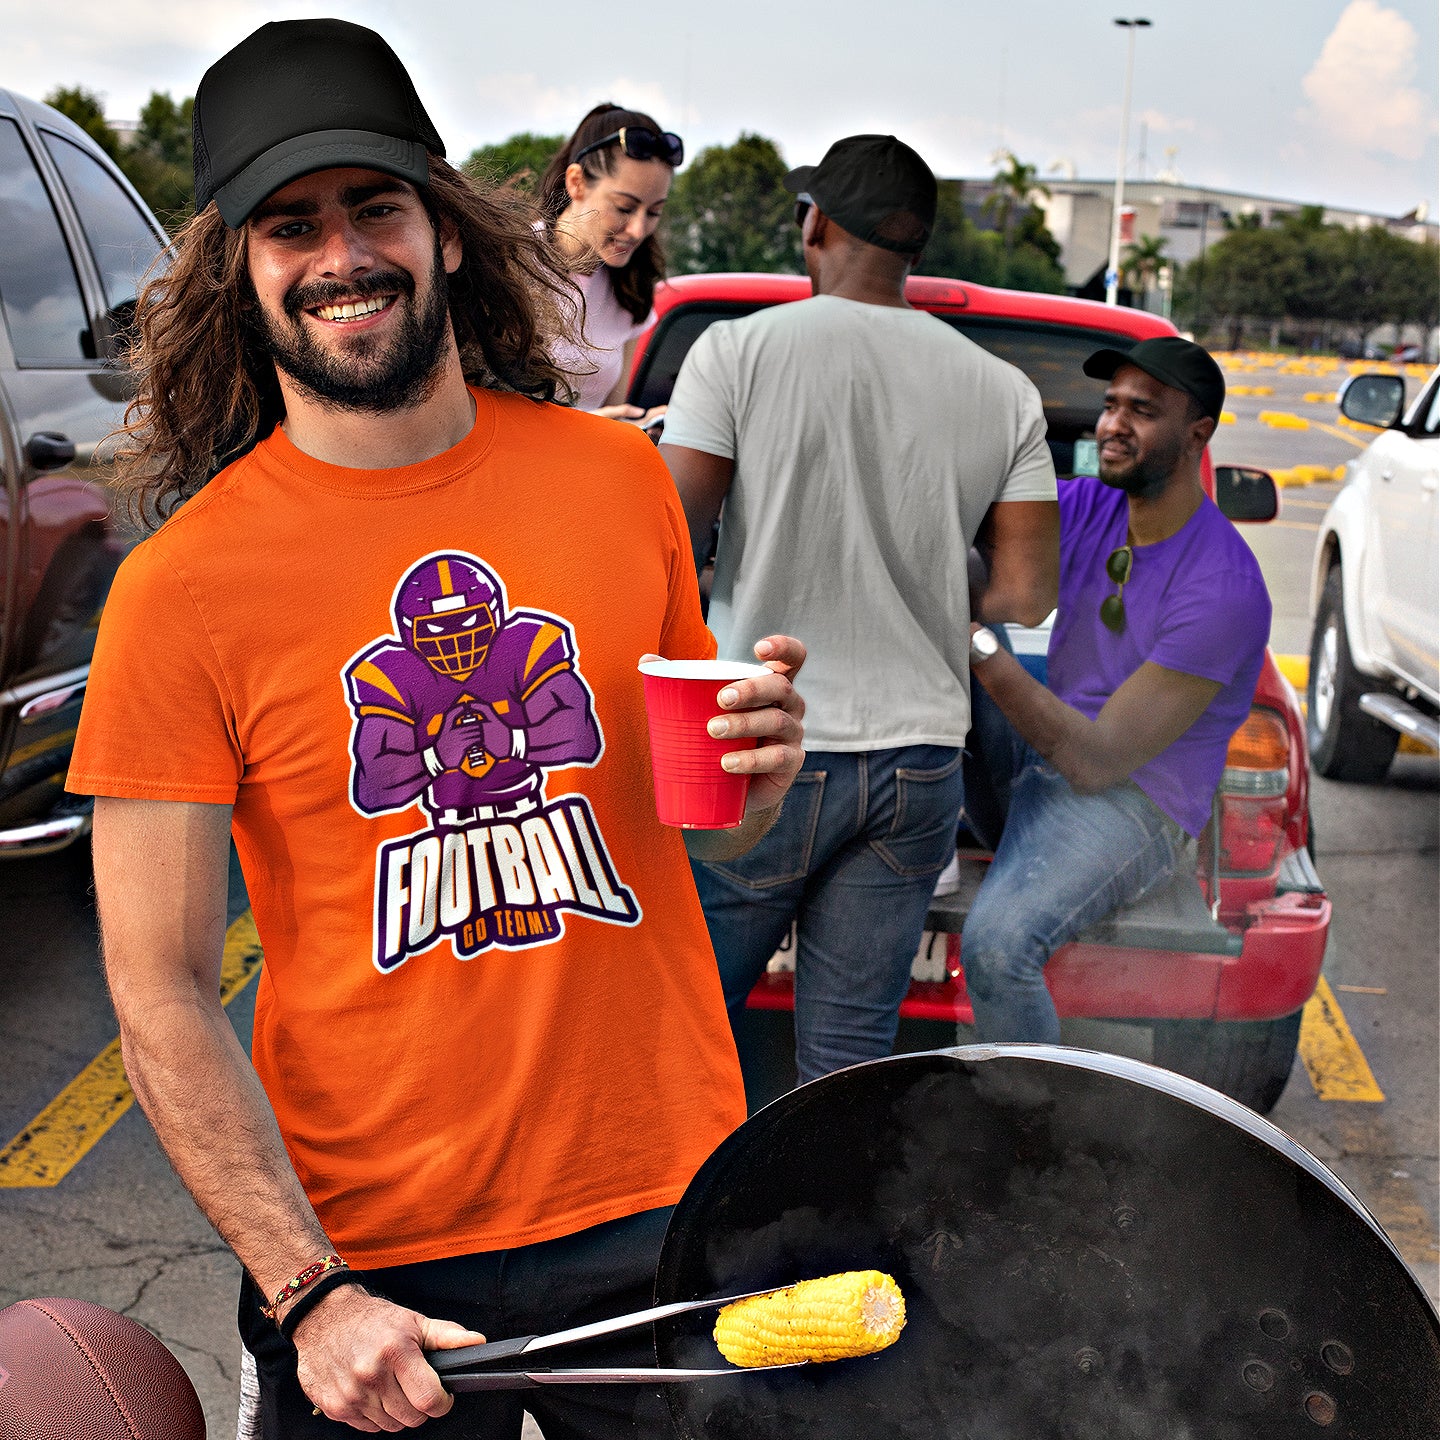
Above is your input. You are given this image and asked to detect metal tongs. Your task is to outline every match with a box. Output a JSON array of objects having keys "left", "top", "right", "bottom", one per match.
[{"left": 428, "top": 1288, "right": 807, "bottom": 1390}]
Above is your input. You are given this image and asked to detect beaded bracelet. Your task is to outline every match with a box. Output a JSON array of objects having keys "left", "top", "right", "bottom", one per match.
[
  {"left": 279, "top": 1270, "right": 365, "bottom": 1341},
  {"left": 260, "top": 1254, "right": 347, "bottom": 1322}
]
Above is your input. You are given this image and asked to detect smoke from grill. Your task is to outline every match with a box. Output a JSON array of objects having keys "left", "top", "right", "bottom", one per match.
[{"left": 654, "top": 1048, "right": 1440, "bottom": 1439}]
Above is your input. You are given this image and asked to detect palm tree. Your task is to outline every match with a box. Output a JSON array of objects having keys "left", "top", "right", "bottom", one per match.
[
  {"left": 1122, "top": 234, "right": 1169, "bottom": 298},
  {"left": 983, "top": 151, "right": 1050, "bottom": 253}
]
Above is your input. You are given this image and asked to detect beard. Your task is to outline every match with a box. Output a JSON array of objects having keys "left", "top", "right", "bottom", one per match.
[
  {"left": 251, "top": 240, "right": 451, "bottom": 413},
  {"left": 1098, "top": 429, "right": 1185, "bottom": 500}
]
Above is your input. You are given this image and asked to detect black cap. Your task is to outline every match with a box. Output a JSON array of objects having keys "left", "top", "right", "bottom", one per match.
[
  {"left": 784, "top": 135, "right": 937, "bottom": 254},
  {"left": 193, "top": 19, "right": 445, "bottom": 228},
  {"left": 1083, "top": 337, "right": 1227, "bottom": 424}
]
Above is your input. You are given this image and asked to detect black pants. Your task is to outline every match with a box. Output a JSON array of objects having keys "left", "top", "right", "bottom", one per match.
[{"left": 240, "top": 1208, "right": 675, "bottom": 1439}]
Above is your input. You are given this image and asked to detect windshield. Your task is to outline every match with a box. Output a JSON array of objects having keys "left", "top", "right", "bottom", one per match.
[
  {"left": 941, "top": 317, "right": 1133, "bottom": 478},
  {"left": 630, "top": 300, "right": 1136, "bottom": 478}
]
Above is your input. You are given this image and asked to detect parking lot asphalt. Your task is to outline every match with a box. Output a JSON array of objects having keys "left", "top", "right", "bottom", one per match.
[{"left": 0, "top": 354, "right": 1434, "bottom": 1433}]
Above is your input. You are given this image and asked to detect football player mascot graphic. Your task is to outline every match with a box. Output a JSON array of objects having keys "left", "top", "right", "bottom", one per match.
[
  {"left": 347, "top": 552, "right": 600, "bottom": 823},
  {"left": 343, "top": 552, "right": 636, "bottom": 971}
]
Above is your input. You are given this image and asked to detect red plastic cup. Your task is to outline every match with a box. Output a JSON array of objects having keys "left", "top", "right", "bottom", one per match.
[{"left": 638, "top": 659, "right": 770, "bottom": 828}]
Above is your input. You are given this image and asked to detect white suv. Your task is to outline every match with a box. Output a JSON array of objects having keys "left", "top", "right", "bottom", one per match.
[{"left": 1307, "top": 367, "right": 1440, "bottom": 780}]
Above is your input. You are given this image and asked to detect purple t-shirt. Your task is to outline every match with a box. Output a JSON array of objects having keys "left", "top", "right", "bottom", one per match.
[{"left": 1048, "top": 476, "right": 1272, "bottom": 836}]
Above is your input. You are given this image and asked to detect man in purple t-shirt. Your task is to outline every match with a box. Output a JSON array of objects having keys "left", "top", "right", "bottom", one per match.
[{"left": 960, "top": 336, "right": 1271, "bottom": 1043}]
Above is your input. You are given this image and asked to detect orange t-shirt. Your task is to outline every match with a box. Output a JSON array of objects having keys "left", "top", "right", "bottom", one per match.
[{"left": 69, "top": 390, "right": 746, "bottom": 1268}]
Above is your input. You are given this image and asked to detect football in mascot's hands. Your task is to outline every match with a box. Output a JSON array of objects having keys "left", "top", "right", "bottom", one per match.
[{"left": 0, "top": 1297, "right": 205, "bottom": 1439}]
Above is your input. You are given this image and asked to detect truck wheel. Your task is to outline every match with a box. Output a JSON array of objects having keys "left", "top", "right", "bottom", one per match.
[
  {"left": 1307, "top": 565, "right": 1398, "bottom": 782},
  {"left": 1151, "top": 1010, "right": 1303, "bottom": 1115}
]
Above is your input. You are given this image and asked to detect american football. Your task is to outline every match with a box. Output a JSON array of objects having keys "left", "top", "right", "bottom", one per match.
[{"left": 0, "top": 1297, "right": 205, "bottom": 1439}]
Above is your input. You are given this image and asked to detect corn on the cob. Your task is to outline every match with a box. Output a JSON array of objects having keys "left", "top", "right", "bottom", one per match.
[{"left": 713, "top": 1270, "right": 906, "bottom": 1367}]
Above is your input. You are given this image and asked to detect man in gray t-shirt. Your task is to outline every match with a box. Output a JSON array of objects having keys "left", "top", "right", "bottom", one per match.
[{"left": 661, "top": 134, "right": 1058, "bottom": 1086}]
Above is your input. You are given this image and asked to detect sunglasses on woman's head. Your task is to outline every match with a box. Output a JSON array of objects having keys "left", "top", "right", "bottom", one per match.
[
  {"left": 1100, "top": 544, "right": 1133, "bottom": 633},
  {"left": 574, "top": 126, "right": 684, "bottom": 168}
]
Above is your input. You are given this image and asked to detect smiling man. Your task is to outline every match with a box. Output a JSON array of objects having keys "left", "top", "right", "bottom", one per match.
[
  {"left": 959, "top": 337, "right": 1272, "bottom": 1044},
  {"left": 65, "top": 19, "right": 806, "bottom": 1438}
]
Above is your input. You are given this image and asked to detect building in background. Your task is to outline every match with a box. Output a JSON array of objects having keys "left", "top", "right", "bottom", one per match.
[{"left": 953, "top": 174, "right": 1436, "bottom": 302}]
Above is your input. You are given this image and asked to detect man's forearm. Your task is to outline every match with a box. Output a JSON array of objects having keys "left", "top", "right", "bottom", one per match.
[
  {"left": 116, "top": 988, "right": 334, "bottom": 1304},
  {"left": 682, "top": 798, "right": 783, "bottom": 864},
  {"left": 971, "top": 646, "right": 1123, "bottom": 794}
]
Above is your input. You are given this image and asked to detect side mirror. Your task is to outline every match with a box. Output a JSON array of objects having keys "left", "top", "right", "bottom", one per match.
[
  {"left": 24, "top": 431, "right": 77, "bottom": 474},
  {"left": 1214, "top": 465, "right": 1278, "bottom": 523},
  {"left": 1339, "top": 373, "right": 1404, "bottom": 429}
]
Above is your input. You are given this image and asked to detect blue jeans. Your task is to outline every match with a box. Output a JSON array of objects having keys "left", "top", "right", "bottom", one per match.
[
  {"left": 692, "top": 745, "right": 965, "bottom": 1084},
  {"left": 961, "top": 679, "right": 1187, "bottom": 1044}
]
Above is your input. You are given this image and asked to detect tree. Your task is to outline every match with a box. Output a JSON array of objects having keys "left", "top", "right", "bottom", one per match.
[
  {"left": 994, "top": 241, "right": 1066, "bottom": 294},
  {"left": 1121, "top": 234, "right": 1169, "bottom": 294},
  {"left": 983, "top": 151, "right": 1049, "bottom": 253},
  {"left": 922, "top": 179, "right": 1066, "bottom": 294},
  {"left": 924, "top": 181, "right": 1002, "bottom": 284},
  {"left": 1342, "top": 225, "right": 1433, "bottom": 345},
  {"left": 45, "top": 86, "right": 195, "bottom": 222},
  {"left": 44, "top": 86, "right": 121, "bottom": 159},
  {"left": 1179, "top": 225, "right": 1300, "bottom": 348},
  {"left": 663, "top": 133, "right": 801, "bottom": 275},
  {"left": 1176, "top": 210, "right": 1437, "bottom": 351},
  {"left": 462, "top": 132, "right": 564, "bottom": 194},
  {"left": 121, "top": 92, "right": 194, "bottom": 222}
]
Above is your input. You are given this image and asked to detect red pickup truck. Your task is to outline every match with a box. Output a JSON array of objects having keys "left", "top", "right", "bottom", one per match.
[{"left": 629, "top": 271, "right": 1331, "bottom": 1114}]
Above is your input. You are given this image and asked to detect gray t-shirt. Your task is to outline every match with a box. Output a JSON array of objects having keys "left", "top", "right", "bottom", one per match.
[{"left": 662, "top": 294, "right": 1057, "bottom": 750}]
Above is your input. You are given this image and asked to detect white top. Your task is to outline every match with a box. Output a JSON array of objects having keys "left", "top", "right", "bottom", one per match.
[
  {"left": 553, "top": 265, "right": 656, "bottom": 411},
  {"left": 661, "top": 294, "right": 1058, "bottom": 750}
]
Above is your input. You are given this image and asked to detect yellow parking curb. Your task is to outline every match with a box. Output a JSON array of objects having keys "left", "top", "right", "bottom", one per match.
[
  {"left": 1271, "top": 466, "right": 1334, "bottom": 486},
  {"left": 0, "top": 911, "right": 263, "bottom": 1187},
  {"left": 1302, "top": 391, "right": 1339, "bottom": 404},
  {"left": 1219, "top": 411, "right": 1236, "bottom": 425},
  {"left": 1277, "top": 654, "right": 1433, "bottom": 753},
  {"left": 1300, "top": 976, "right": 1386, "bottom": 1102},
  {"left": 1258, "top": 411, "right": 1310, "bottom": 430},
  {"left": 1285, "top": 463, "right": 1339, "bottom": 485},
  {"left": 1275, "top": 654, "right": 1309, "bottom": 689}
]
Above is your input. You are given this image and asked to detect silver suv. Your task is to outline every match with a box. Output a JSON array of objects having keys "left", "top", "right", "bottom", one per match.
[{"left": 0, "top": 90, "right": 168, "bottom": 854}]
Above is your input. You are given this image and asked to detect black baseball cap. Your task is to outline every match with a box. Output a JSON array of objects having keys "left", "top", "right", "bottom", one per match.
[
  {"left": 784, "top": 135, "right": 937, "bottom": 254},
  {"left": 1083, "top": 337, "right": 1227, "bottom": 424},
  {"left": 193, "top": 19, "right": 445, "bottom": 228}
]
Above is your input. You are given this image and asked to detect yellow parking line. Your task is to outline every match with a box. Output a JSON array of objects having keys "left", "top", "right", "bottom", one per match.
[
  {"left": 1311, "top": 420, "right": 1370, "bottom": 451},
  {"left": 0, "top": 911, "right": 263, "bottom": 1188},
  {"left": 1299, "top": 976, "right": 1386, "bottom": 1102},
  {"left": 8, "top": 728, "right": 78, "bottom": 768}
]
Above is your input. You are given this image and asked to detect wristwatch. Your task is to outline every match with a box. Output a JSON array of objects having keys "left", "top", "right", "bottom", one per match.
[{"left": 969, "top": 626, "right": 1000, "bottom": 666}]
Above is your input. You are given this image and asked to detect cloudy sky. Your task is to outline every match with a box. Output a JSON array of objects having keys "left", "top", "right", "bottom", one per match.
[{"left": 7, "top": 0, "right": 1437, "bottom": 217}]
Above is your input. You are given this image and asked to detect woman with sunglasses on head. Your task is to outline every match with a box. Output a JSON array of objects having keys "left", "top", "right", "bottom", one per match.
[{"left": 539, "top": 104, "right": 683, "bottom": 424}]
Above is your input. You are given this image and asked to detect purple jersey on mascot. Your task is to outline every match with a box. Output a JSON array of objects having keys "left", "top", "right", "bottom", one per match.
[{"left": 344, "top": 553, "right": 601, "bottom": 821}]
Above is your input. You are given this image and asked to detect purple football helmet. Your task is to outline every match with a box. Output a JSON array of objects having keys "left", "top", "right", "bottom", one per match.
[{"left": 394, "top": 554, "right": 503, "bottom": 678}]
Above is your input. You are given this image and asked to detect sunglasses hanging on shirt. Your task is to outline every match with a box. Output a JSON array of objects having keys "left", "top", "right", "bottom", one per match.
[
  {"left": 1100, "top": 543, "right": 1133, "bottom": 633},
  {"left": 574, "top": 126, "right": 684, "bottom": 168}
]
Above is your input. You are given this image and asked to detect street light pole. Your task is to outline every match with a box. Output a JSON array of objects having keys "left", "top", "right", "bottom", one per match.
[{"left": 1105, "top": 17, "right": 1151, "bottom": 306}]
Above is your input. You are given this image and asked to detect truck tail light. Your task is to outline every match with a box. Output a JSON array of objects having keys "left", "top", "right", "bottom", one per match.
[
  {"left": 1221, "top": 709, "right": 1290, "bottom": 796},
  {"left": 1218, "top": 708, "right": 1290, "bottom": 874}
]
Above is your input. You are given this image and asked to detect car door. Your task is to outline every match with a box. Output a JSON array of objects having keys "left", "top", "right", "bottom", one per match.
[
  {"left": 1379, "top": 374, "right": 1440, "bottom": 698},
  {"left": 0, "top": 105, "right": 163, "bottom": 815}
]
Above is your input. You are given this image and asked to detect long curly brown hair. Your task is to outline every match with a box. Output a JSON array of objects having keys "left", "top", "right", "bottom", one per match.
[
  {"left": 113, "top": 156, "right": 580, "bottom": 528},
  {"left": 537, "top": 104, "right": 677, "bottom": 324}
]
